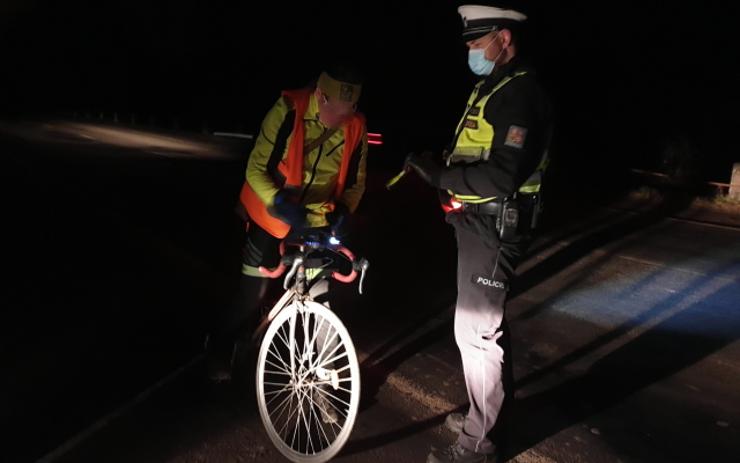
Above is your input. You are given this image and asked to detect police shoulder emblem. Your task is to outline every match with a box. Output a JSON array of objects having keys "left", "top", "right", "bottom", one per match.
[{"left": 504, "top": 125, "right": 527, "bottom": 149}]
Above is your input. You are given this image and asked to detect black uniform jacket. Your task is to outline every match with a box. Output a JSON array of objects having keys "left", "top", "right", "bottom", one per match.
[{"left": 439, "top": 56, "right": 552, "bottom": 199}]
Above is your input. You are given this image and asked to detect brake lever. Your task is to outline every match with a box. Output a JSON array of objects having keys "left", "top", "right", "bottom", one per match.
[
  {"left": 357, "top": 258, "right": 370, "bottom": 295},
  {"left": 284, "top": 256, "right": 303, "bottom": 290}
]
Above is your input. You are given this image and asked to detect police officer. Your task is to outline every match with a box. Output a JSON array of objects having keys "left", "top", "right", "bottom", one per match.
[
  {"left": 405, "top": 4, "right": 552, "bottom": 462},
  {"left": 207, "top": 64, "right": 369, "bottom": 383}
]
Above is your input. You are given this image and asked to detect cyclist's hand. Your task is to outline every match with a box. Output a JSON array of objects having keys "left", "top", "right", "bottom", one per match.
[
  {"left": 271, "top": 189, "right": 307, "bottom": 227},
  {"left": 326, "top": 202, "right": 350, "bottom": 237},
  {"left": 405, "top": 151, "right": 441, "bottom": 187}
]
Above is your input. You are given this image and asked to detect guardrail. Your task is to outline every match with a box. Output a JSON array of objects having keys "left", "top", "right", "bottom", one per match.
[{"left": 629, "top": 168, "right": 739, "bottom": 198}]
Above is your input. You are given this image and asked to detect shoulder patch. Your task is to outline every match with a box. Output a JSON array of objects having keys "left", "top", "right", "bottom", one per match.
[{"left": 504, "top": 125, "right": 528, "bottom": 149}]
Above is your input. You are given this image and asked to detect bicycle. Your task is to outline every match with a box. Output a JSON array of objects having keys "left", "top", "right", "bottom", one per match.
[{"left": 253, "top": 229, "right": 369, "bottom": 462}]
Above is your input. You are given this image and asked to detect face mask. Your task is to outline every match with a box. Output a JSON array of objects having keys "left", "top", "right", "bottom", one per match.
[{"left": 467, "top": 32, "right": 503, "bottom": 76}]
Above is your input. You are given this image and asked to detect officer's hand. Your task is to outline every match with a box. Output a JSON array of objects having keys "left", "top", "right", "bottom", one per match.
[
  {"left": 326, "top": 202, "right": 350, "bottom": 236},
  {"left": 404, "top": 152, "right": 442, "bottom": 187},
  {"left": 271, "top": 190, "right": 307, "bottom": 227}
]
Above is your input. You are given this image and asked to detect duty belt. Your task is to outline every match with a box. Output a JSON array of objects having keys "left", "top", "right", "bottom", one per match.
[{"left": 461, "top": 200, "right": 501, "bottom": 216}]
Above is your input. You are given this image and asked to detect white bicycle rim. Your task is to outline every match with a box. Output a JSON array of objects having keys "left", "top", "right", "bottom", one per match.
[{"left": 256, "top": 300, "right": 360, "bottom": 463}]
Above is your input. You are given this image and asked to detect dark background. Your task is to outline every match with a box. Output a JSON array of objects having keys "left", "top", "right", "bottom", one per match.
[
  {"left": 2, "top": 0, "right": 739, "bottom": 183},
  {"left": 2, "top": 2, "right": 739, "bottom": 462}
]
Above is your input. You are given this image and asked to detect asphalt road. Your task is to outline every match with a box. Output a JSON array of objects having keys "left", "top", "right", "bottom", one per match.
[{"left": 2, "top": 120, "right": 739, "bottom": 463}]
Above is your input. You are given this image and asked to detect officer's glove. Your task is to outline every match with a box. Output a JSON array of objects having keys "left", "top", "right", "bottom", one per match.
[
  {"left": 405, "top": 151, "right": 442, "bottom": 187},
  {"left": 326, "top": 202, "right": 350, "bottom": 237},
  {"left": 271, "top": 189, "right": 307, "bottom": 227}
]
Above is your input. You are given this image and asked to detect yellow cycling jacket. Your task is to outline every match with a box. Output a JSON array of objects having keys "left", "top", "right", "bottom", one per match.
[{"left": 239, "top": 88, "right": 368, "bottom": 237}]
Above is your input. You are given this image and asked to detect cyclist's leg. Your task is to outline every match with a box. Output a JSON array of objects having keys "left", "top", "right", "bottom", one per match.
[
  {"left": 307, "top": 278, "right": 339, "bottom": 361},
  {"left": 306, "top": 278, "right": 342, "bottom": 423},
  {"left": 207, "top": 221, "right": 280, "bottom": 380}
]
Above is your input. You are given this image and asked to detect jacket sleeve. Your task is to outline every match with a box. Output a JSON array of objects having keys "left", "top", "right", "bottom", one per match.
[
  {"left": 245, "top": 96, "right": 291, "bottom": 207},
  {"left": 438, "top": 77, "right": 546, "bottom": 198},
  {"left": 338, "top": 130, "right": 368, "bottom": 213}
]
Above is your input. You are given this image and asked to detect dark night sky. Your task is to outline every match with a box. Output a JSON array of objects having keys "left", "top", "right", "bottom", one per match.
[{"left": 2, "top": 1, "right": 739, "bottom": 181}]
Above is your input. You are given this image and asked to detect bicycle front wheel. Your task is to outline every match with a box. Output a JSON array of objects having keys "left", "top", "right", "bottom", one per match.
[{"left": 256, "top": 300, "right": 360, "bottom": 463}]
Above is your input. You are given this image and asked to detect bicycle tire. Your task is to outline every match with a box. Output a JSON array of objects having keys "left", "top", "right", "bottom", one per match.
[{"left": 256, "top": 300, "right": 360, "bottom": 462}]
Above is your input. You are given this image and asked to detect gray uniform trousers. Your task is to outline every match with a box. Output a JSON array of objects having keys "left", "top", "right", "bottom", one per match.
[{"left": 451, "top": 219, "right": 526, "bottom": 454}]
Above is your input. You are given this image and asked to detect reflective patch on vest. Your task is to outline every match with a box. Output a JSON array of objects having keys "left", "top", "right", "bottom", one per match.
[
  {"left": 464, "top": 119, "right": 478, "bottom": 129},
  {"left": 504, "top": 125, "right": 528, "bottom": 149},
  {"left": 468, "top": 106, "right": 481, "bottom": 116},
  {"left": 472, "top": 274, "right": 508, "bottom": 291}
]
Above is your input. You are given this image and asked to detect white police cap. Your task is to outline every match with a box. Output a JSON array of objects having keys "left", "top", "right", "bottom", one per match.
[{"left": 458, "top": 5, "right": 527, "bottom": 40}]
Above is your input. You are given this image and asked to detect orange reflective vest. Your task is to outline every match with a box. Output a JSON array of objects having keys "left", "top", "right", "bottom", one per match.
[{"left": 239, "top": 88, "right": 366, "bottom": 238}]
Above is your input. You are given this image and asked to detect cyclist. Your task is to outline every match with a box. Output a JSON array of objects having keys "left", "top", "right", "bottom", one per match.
[{"left": 207, "top": 63, "right": 369, "bottom": 384}]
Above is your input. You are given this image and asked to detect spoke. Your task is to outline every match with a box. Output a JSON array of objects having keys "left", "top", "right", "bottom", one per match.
[
  {"left": 328, "top": 412, "right": 339, "bottom": 440},
  {"left": 313, "top": 326, "right": 340, "bottom": 369},
  {"left": 289, "top": 313, "right": 308, "bottom": 376},
  {"left": 265, "top": 353, "right": 292, "bottom": 375},
  {"left": 299, "top": 388, "right": 316, "bottom": 455},
  {"left": 290, "top": 389, "right": 302, "bottom": 450},
  {"left": 301, "top": 311, "right": 312, "bottom": 369},
  {"left": 317, "top": 351, "right": 348, "bottom": 369},
  {"left": 265, "top": 386, "right": 292, "bottom": 396},
  {"left": 276, "top": 323, "right": 292, "bottom": 353},
  {"left": 265, "top": 384, "right": 292, "bottom": 406},
  {"left": 332, "top": 363, "right": 353, "bottom": 374},
  {"left": 289, "top": 311, "right": 297, "bottom": 376},
  {"left": 310, "top": 312, "right": 322, "bottom": 352},
  {"left": 268, "top": 385, "right": 295, "bottom": 409},
  {"left": 313, "top": 377, "right": 353, "bottom": 385},
  {"left": 311, "top": 383, "right": 353, "bottom": 394},
  {"left": 276, "top": 393, "right": 299, "bottom": 444},
  {"left": 313, "top": 385, "right": 352, "bottom": 413},
  {"left": 315, "top": 322, "right": 338, "bottom": 363},
  {"left": 268, "top": 338, "right": 292, "bottom": 365},
  {"left": 306, "top": 389, "right": 320, "bottom": 453},
  {"left": 310, "top": 390, "right": 332, "bottom": 450},
  {"left": 278, "top": 393, "right": 298, "bottom": 441},
  {"left": 263, "top": 381, "right": 293, "bottom": 387},
  {"left": 303, "top": 386, "right": 327, "bottom": 452},
  {"left": 297, "top": 388, "right": 314, "bottom": 454},
  {"left": 266, "top": 391, "right": 290, "bottom": 413},
  {"left": 314, "top": 342, "right": 342, "bottom": 370},
  {"left": 299, "top": 311, "right": 311, "bottom": 374},
  {"left": 269, "top": 389, "right": 295, "bottom": 421},
  {"left": 306, "top": 313, "right": 326, "bottom": 366},
  {"left": 316, "top": 400, "right": 331, "bottom": 447},
  {"left": 264, "top": 369, "right": 292, "bottom": 376}
]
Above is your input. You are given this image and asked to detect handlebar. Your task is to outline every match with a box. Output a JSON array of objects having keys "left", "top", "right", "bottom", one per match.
[
  {"left": 330, "top": 246, "right": 357, "bottom": 283},
  {"left": 257, "top": 231, "right": 369, "bottom": 293}
]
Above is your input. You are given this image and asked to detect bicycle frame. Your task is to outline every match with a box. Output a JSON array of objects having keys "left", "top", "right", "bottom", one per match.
[
  {"left": 251, "top": 251, "right": 316, "bottom": 344},
  {"left": 251, "top": 235, "right": 367, "bottom": 344}
]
